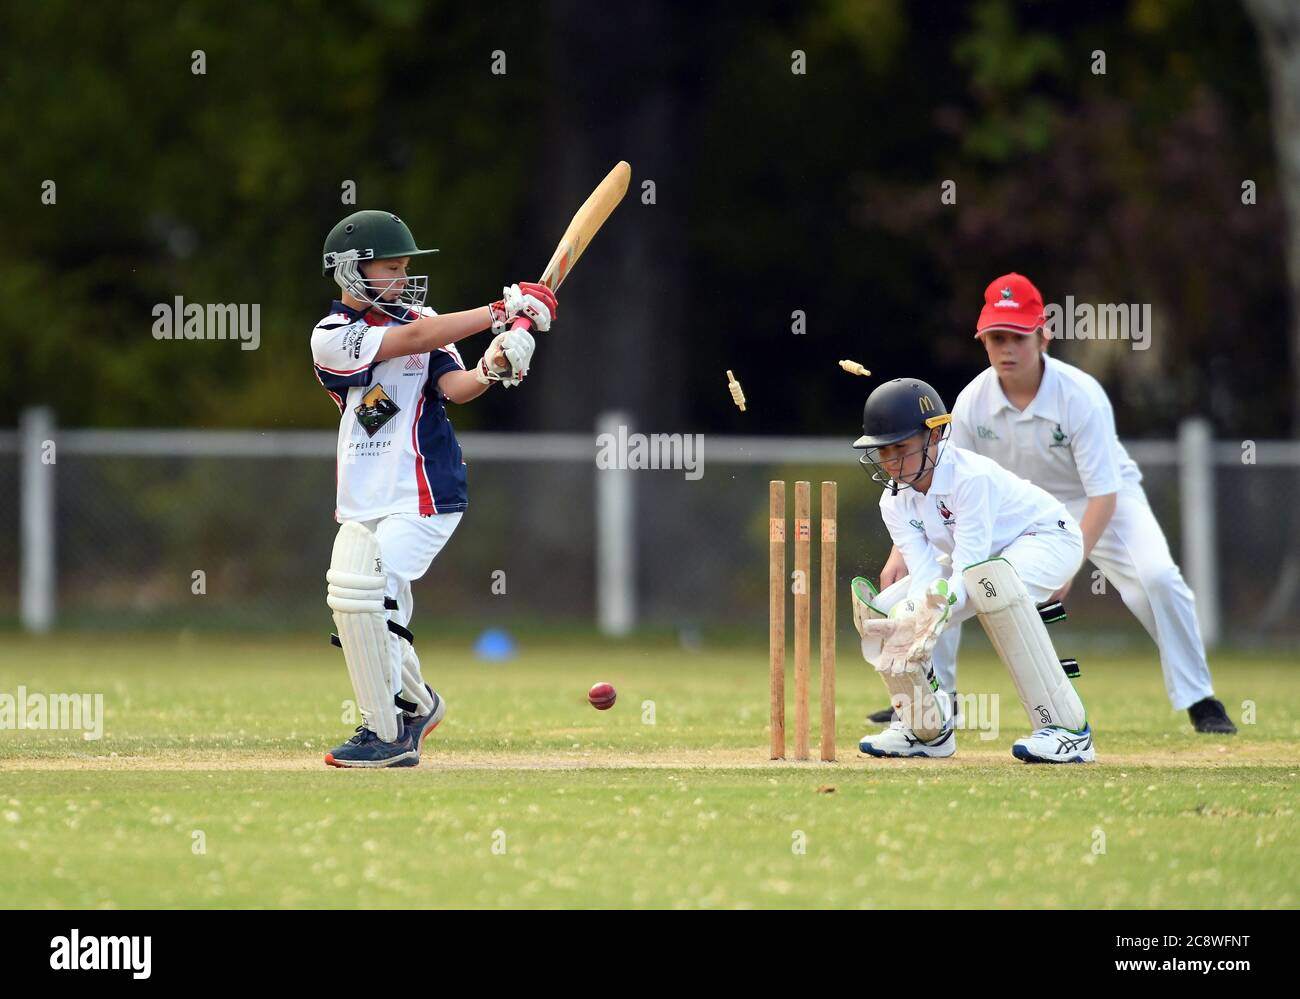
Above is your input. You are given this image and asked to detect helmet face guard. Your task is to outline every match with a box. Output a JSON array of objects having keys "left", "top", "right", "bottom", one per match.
[
  {"left": 858, "top": 419, "right": 952, "bottom": 495},
  {"left": 327, "top": 250, "right": 428, "bottom": 320},
  {"left": 322, "top": 211, "right": 437, "bottom": 321},
  {"left": 852, "top": 377, "right": 953, "bottom": 495}
]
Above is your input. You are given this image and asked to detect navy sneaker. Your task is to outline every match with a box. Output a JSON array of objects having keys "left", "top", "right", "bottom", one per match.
[
  {"left": 324, "top": 721, "right": 418, "bottom": 768},
  {"left": 406, "top": 686, "right": 446, "bottom": 757}
]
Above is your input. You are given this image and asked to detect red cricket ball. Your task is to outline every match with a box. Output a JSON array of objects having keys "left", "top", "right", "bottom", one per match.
[{"left": 588, "top": 682, "right": 617, "bottom": 710}]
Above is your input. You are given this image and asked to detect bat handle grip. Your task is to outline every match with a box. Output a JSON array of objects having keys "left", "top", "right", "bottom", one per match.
[{"left": 508, "top": 316, "right": 535, "bottom": 334}]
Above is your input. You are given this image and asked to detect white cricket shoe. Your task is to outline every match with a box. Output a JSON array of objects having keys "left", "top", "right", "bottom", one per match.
[
  {"left": 859, "top": 720, "right": 956, "bottom": 759},
  {"left": 1011, "top": 723, "right": 1095, "bottom": 764}
]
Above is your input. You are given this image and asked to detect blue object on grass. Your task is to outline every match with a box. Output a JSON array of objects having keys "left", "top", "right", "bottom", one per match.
[{"left": 474, "top": 628, "right": 517, "bottom": 661}]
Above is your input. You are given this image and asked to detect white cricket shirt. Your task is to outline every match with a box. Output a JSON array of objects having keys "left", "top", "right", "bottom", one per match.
[
  {"left": 311, "top": 301, "right": 468, "bottom": 522},
  {"left": 950, "top": 355, "right": 1140, "bottom": 501},
  {"left": 879, "top": 445, "right": 1078, "bottom": 614}
]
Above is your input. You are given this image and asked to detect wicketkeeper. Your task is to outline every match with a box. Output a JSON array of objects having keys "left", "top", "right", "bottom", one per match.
[
  {"left": 867, "top": 273, "right": 1235, "bottom": 735},
  {"left": 311, "top": 210, "right": 557, "bottom": 767},
  {"left": 851, "top": 378, "right": 1096, "bottom": 763}
]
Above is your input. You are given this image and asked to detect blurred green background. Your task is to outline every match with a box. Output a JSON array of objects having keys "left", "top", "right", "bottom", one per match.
[{"left": 1, "top": 0, "right": 1291, "bottom": 437}]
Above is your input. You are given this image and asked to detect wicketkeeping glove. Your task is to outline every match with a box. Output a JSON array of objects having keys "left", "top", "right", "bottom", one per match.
[
  {"left": 906, "top": 578, "right": 957, "bottom": 664},
  {"left": 864, "top": 614, "right": 921, "bottom": 676}
]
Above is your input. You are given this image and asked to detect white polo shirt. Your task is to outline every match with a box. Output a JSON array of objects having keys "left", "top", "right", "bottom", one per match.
[
  {"left": 879, "top": 445, "right": 1077, "bottom": 614},
  {"left": 949, "top": 355, "right": 1140, "bottom": 501}
]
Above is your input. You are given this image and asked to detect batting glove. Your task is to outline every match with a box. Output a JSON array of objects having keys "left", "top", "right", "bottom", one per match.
[
  {"left": 489, "top": 282, "right": 558, "bottom": 333},
  {"left": 474, "top": 328, "right": 536, "bottom": 387}
]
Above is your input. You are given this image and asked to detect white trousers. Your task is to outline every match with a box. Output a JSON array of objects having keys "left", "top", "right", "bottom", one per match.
[
  {"left": 356, "top": 512, "right": 463, "bottom": 711},
  {"left": 874, "top": 524, "right": 1082, "bottom": 695},
  {"left": 1063, "top": 488, "right": 1214, "bottom": 710},
  {"left": 905, "top": 488, "right": 1215, "bottom": 710}
]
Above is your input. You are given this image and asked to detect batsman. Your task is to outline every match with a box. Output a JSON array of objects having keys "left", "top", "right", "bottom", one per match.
[
  {"left": 311, "top": 210, "right": 556, "bottom": 767},
  {"left": 850, "top": 378, "right": 1096, "bottom": 763}
]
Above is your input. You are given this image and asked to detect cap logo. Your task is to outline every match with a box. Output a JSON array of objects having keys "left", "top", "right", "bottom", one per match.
[
  {"left": 1000, "top": 286, "right": 1012, "bottom": 299},
  {"left": 918, "top": 395, "right": 935, "bottom": 413}
]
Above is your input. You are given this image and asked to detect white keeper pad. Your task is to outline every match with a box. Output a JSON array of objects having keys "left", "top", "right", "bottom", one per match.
[
  {"left": 851, "top": 577, "right": 947, "bottom": 741},
  {"left": 326, "top": 522, "right": 400, "bottom": 742},
  {"left": 963, "top": 558, "right": 1086, "bottom": 731}
]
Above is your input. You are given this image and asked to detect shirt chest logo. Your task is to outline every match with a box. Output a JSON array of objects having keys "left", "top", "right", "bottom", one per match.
[
  {"left": 977, "top": 425, "right": 1000, "bottom": 440},
  {"left": 936, "top": 499, "right": 955, "bottom": 525},
  {"left": 404, "top": 354, "right": 424, "bottom": 371},
  {"left": 909, "top": 519, "right": 925, "bottom": 531},
  {"left": 1049, "top": 423, "right": 1070, "bottom": 448},
  {"left": 355, "top": 384, "right": 401, "bottom": 438}
]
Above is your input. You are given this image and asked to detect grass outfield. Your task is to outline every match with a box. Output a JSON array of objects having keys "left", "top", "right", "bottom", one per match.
[{"left": 0, "top": 633, "right": 1296, "bottom": 908}]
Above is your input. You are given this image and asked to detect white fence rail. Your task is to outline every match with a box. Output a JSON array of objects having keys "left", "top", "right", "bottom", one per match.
[{"left": 11, "top": 407, "right": 1300, "bottom": 641}]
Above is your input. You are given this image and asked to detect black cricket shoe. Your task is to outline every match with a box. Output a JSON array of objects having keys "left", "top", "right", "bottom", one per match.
[{"left": 1188, "top": 697, "right": 1237, "bottom": 735}]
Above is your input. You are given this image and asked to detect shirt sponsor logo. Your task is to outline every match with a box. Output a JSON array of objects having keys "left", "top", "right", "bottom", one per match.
[
  {"left": 340, "top": 322, "right": 368, "bottom": 360},
  {"left": 977, "top": 425, "right": 1000, "bottom": 440},
  {"left": 354, "top": 384, "right": 400, "bottom": 438},
  {"left": 909, "top": 519, "right": 925, "bottom": 531},
  {"left": 344, "top": 439, "right": 394, "bottom": 458}
]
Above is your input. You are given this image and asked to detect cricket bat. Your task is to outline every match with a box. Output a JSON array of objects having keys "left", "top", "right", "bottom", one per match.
[{"left": 511, "top": 160, "right": 631, "bottom": 333}]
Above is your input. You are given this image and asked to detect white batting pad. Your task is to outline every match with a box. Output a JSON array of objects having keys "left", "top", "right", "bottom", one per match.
[
  {"left": 399, "top": 642, "right": 434, "bottom": 716},
  {"left": 326, "top": 522, "right": 400, "bottom": 742},
  {"left": 963, "top": 558, "right": 1086, "bottom": 731}
]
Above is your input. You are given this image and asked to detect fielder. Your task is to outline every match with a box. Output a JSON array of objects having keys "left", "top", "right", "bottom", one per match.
[
  {"left": 851, "top": 377, "right": 1096, "bottom": 763},
  {"left": 313, "top": 210, "right": 557, "bottom": 767},
  {"left": 868, "top": 273, "right": 1236, "bottom": 734}
]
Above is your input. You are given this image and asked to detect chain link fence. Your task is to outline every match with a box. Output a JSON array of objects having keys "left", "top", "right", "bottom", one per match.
[{"left": 5, "top": 412, "right": 1299, "bottom": 647}]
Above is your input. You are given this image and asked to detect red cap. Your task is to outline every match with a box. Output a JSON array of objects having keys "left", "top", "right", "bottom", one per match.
[{"left": 975, "top": 273, "right": 1046, "bottom": 336}]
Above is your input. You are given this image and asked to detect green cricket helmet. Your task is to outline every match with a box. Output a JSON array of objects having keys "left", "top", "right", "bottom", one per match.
[
  {"left": 322, "top": 210, "right": 438, "bottom": 320},
  {"left": 852, "top": 378, "right": 953, "bottom": 494}
]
